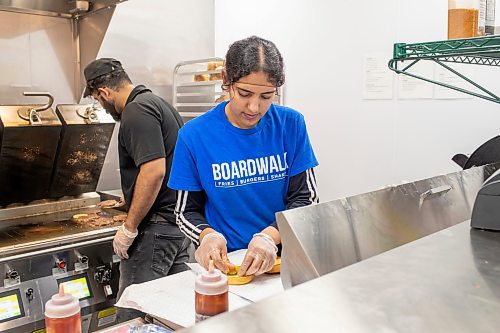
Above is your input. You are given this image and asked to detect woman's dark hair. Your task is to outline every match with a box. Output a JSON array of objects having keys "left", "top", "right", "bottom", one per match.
[
  {"left": 224, "top": 36, "right": 285, "bottom": 88},
  {"left": 86, "top": 70, "right": 132, "bottom": 96}
]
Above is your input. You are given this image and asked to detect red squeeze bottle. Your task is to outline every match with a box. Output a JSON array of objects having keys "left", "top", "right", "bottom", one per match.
[
  {"left": 195, "top": 260, "right": 228, "bottom": 323},
  {"left": 45, "top": 284, "right": 82, "bottom": 333}
]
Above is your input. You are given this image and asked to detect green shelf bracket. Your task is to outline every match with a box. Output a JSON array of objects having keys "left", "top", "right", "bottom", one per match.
[{"left": 389, "top": 35, "right": 500, "bottom": 104}]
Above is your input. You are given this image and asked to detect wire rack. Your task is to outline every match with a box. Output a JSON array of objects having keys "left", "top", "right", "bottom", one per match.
[{"left": 388, "top": 35, "right": 500, "bottom": 103}]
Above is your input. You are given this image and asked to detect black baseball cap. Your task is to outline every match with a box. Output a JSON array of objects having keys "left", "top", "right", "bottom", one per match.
[{"left": 83, "top": 58, "right": 123, "bottom": 97}]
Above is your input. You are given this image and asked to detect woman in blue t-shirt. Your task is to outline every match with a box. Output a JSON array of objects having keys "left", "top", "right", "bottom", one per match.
[{"left": 168, "top": 36, "right": 319, "bottom": 277}]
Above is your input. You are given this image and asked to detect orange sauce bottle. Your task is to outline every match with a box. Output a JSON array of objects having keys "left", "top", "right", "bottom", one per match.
[
  {"left": 45, "top": 284, "right": 82, "bottom": 333},
  {"left": 195, "top": 260, "right": 228, "bottom": 323}
]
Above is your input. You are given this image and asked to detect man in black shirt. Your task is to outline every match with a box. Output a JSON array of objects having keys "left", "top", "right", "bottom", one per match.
[{"left": 83, "top": 58, "right": 190, "bottom": 321}]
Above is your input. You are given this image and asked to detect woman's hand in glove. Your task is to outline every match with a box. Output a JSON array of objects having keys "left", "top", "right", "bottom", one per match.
[
  {"left": 195, "top": 231, "right": 231, "bottom": 273},
  {"left": 238, "top": 233, "right": 278, "bottom": 276}
]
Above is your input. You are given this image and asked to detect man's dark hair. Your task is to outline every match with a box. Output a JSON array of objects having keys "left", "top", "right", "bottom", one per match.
[
  {"left": 224, "top": 36, "right": 285, "bottom": 88},
  {"left": 86, "top": 70, "right": 132, "bottom": 96}
]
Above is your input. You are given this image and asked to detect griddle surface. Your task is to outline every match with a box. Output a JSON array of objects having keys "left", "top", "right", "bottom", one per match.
[{"left": 0, "top": 207, "right": 123, "bottom": 249}]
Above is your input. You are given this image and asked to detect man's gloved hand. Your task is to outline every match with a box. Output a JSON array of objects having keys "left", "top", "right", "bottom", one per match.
[
  {"left": 195, "top": 232, "right": 230, "bottom": 273},
  {"left": 114, "top": 196, "right": 126, "bottom": 208},
  {"left": 113, "top": 224, "right": 138, "bottom": 259},
  {"left": 238, "top": 233, "right": 278, "bottom": 276}
]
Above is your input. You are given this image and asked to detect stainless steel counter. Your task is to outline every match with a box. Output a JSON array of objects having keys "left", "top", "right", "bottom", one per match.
[{"left": 178, "top": 221, "right": 500, "bottom": 332}]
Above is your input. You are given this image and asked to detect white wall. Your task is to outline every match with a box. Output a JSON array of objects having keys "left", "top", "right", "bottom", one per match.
[
  {"left": 96, "top": 0, "right": 215, "bottom": 191},
  {"left": 214, "top": 0, "right": 500, "bottom": 201},
  {"left": 98, "top": 0, "right": 215, "bottom": 104}
]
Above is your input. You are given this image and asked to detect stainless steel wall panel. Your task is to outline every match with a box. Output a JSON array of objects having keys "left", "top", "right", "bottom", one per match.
[
  {"left": 0, "top": 0, "right": 71, "bottom": 17},
  {"left": 277, "top": 164, "right": 500, "bottom": 288},
  {"left": 349, "top": 172, "right": 469, "bottom": 260},
  {"left": 77, "top": 6, "right": 115, "bottom": 100},
  {"left": 278, "top": 199, "right": 357, "bottom": 288},
  {"left": 0, "top": 12, "right": 74, "bottom": 105}
]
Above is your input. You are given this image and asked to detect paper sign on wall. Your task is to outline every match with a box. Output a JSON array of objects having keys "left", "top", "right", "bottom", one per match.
[
  {"left": 362, "top": 54, "right": 394, "bottom": 100},
  {"left": 397, "top": 61, "right": 434, "bottom": 99}
]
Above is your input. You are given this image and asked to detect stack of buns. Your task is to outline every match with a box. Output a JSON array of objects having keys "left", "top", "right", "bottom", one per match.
[{"left": 193, "top": 61, "right": 224, "bottom": 82}]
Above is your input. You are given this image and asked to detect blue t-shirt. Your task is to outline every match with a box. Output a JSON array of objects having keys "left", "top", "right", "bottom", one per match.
[{"left": 168, "top": 101, "right": 318, "bottom": 251}]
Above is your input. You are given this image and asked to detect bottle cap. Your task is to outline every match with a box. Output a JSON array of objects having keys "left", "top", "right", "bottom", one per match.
[
  {"left": 45, "top": 284, "right": 81, "bottom": 318},
  {"left": 195, "top": 260, "right": 228, "bottom": 295}
]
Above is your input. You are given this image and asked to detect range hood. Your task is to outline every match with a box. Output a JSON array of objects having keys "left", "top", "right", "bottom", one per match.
[
  {"left": 0, "top": 0, "right": 128, "bottom": 102},
  {"left": 0, "top": 0, "right": 126, "bottom": 18}
]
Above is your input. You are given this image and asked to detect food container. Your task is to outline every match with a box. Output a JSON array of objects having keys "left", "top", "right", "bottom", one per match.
[{"left": 448, "top": 0, "right": 486, "bottom": 39}]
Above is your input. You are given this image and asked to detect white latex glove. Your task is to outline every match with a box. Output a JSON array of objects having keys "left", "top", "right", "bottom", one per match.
[
  {"left": 195, "top": 232, "right": 230, "bottom": 273},
  {"left": 239, "top": 233, "right": 278, "bottom": 276},
  {"left": 113, "top": 224, "right": 138, "bottom": 259}
]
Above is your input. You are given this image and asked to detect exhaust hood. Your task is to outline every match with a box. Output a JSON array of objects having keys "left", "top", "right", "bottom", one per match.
[
  {"left": 0, "top": 0, "right": 127, "bottom": 18},
  {"left": 0, "top": 0, "right": 128, "bottom": 102}
]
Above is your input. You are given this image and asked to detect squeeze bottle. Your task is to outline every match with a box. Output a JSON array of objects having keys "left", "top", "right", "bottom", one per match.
[
  {"left": 194, "top": 260, "right": 228, "bottom": 323},
  {"left": 45, "top": 284, "right": 82, "bottom": 333}
]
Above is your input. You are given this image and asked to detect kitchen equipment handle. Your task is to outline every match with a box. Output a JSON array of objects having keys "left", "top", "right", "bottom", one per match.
[
  {"left": 16, "top": 107, "right": 43, "bottom": 125},
  {"left": 420, "top": 185, "right": 452, "bottom": 201},
  {"left": 76, "top": 106, "right": 100, "bottom": 123},
  {"left": 0, "top": 235, "right": 115, "bottom": 264},
  {"left": 23, "top": 92, "right": 54, "bottom": 112}
]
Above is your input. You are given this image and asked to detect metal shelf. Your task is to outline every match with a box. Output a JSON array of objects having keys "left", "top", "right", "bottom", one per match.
[
  {"left": 177, "top": 70, "right": 222, "bottom": 76},
  {"left": 175, "top": 103, "right": 218, "bottom": 108},
  {"left": 176, "top": 80, "right": 223, "bottom": 87},
  {"left": 176, "top": 92, "right": 223, "bottom": 97},
  {"left": 389, "top": 35, "right": 500, "bottom": 104},
  {"left": 172, "top": 58, "right": 225, "bottom": 121},
  {"left": 179, "top": 112, "right": 206, "bottom": 118}
]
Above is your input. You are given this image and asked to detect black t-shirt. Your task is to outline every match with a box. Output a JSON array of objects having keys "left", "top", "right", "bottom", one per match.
[{"left": 118, "top": 85, "right": 183, "bottom": 222}]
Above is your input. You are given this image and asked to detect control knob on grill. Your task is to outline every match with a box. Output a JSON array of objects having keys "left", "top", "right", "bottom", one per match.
[
  {"left": 4, "top": 265, "right": 21, "bottom": 287},
  {"left": 6, "top": 268, "right": 19, "bottom": 280},
  {"left": 73, "top": 250, "right": 89, "bottom": 271},
  {"left": 51, "top": 257, "right": 68, "bottom": 276},
  {"left": 56, "top": 259, "right": 66, "bottom": 269},
  {"left": 78, "top": 255, "right": 89, "bottom": 264},
  {"left": 95, "top": 267, "right": 112, "bottom": 284}
]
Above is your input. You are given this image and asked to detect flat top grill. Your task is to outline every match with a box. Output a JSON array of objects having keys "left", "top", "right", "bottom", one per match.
[{"left": 0, "top": 206, "right": 123, "bottom": 258}]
